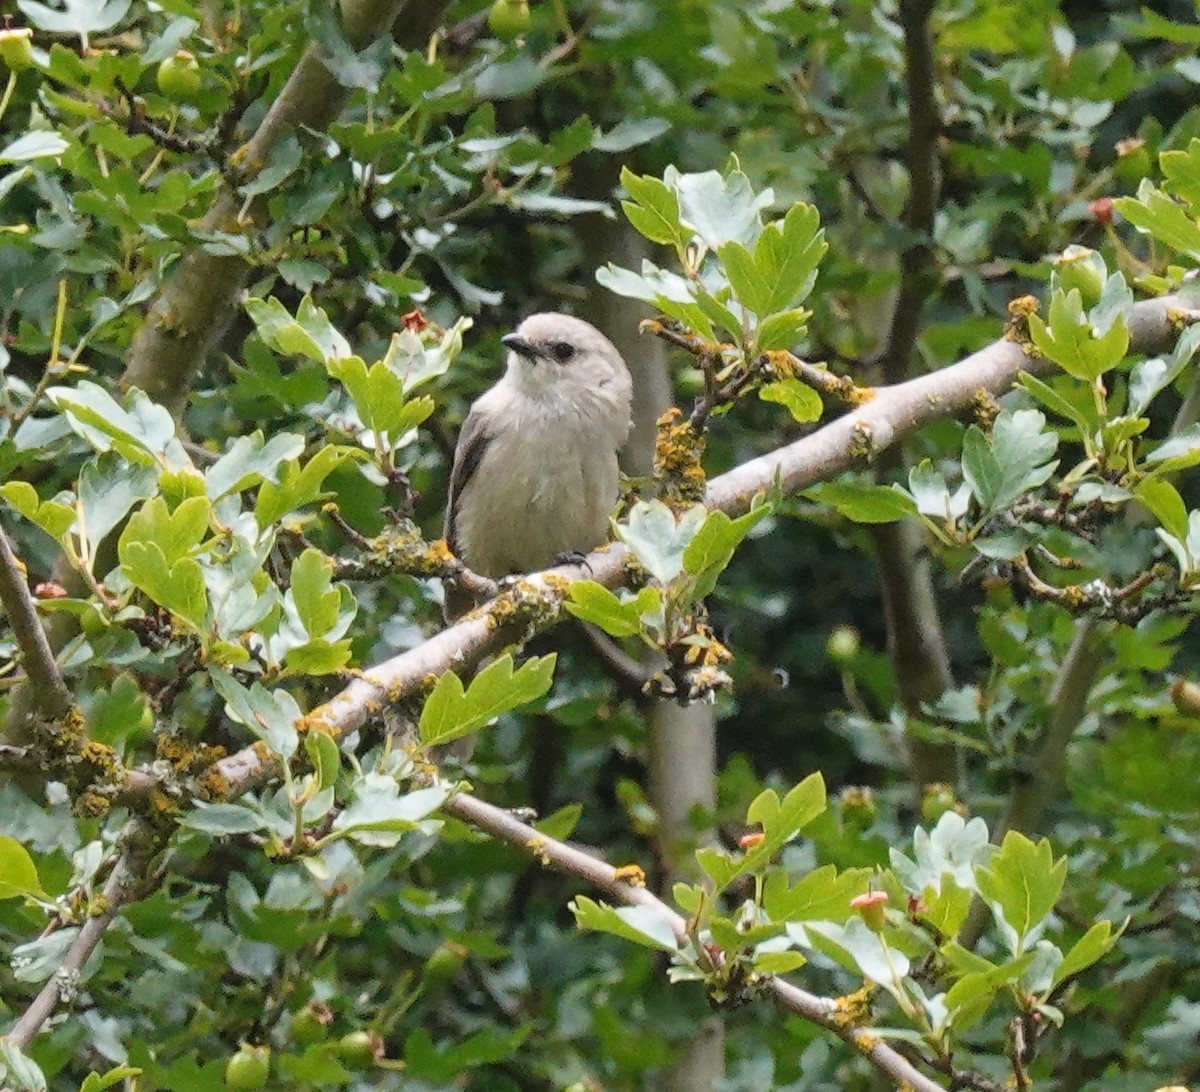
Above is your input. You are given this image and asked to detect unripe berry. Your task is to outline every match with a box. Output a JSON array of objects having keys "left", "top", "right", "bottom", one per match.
[
  {"left": 0, "top": 26, "right": 35, "bottom": 72},
  {"left": 156, "top": 49, "right": 201, "bottom": 100},
  {"left": 224, "top": 1044, "right": 269, "bottom": 1090},
  {"left": 337, "top": 1029, "right": 382, "bottom": 1071},
  {"left": 826, "top": 624, "right": 860, "bottom": 666},
  {"left": 488, "top": 0, "right": 531, "bottom": 40}
]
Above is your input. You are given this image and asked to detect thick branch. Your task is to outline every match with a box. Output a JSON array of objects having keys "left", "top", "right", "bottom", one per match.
[
  {"left": 869, "top": 0, "right": 956, "bottom": 785},
  {"left": 211, "top": 293, "right": 1189, "bottom": 797},
  {"left": 10, "top": 292, "right": 1189, "bottom": 1072},
  {"left": 0, "top": 523, "right": 71, "bottom": 720},
  {"left": 120, "top": 0, "right": 418, "bottom": 413}
]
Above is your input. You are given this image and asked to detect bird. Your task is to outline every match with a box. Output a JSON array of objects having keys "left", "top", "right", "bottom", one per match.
[{"left": 443, "top": 312, "right": 633, "bottom": 618}]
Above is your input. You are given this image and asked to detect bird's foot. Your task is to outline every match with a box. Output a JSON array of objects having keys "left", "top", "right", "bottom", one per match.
[{"left": 551, "top": 550, "right": 592, "bottom": 573}]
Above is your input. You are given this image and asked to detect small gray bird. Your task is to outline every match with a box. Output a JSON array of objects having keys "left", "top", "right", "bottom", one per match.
[{"left": 443, "top": 312, "right": 633, "bottom": 618}]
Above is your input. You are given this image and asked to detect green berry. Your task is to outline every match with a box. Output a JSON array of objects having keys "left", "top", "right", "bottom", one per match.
[
  {"left": 0, "top": 27, "right": 35, "bottom": 73},
  {"left": 920, "top": 783, "right": 958, "bottom": 823},
  {"left": 488, "top": 0, "right": 531, "bottom": 40},
  {"left": 337, "top": 1030, "right": 382, "bottom": 1071},
  {"left": 224, "top": 1044, "right": 269, "bottom": 1090},
  {"left": 290, "top": 1001, "right": 332, "bottom": 1046},
  {"left": 423, "top": 941, "right": 468, "bottom": 993},
  {"left": 156, "top": 49, "right": 202, "bottom": 100},
  {"left": 1052, "top": 245, "right": 1106, "bottom": 309},
  {"left": 826, "top": 625, "right": 860, "bottom": 666}
]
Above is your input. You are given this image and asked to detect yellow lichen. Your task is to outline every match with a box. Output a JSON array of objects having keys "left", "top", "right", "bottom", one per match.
[
  {"left": 525, "top": 836, "right": 551, "bottom": 866},
  {"left": 75, "top": 791, "right": 112, "bottom": 818},
  {"left": 654, "top": 408, "right": 707, "bottom": 507},
  {"left": 196, "top": 768, "right": 230, "bottom": 802},
  {"left": 972, "top": 388, "right": 1000, "bottom": 429},
  {"left": 1005, "top": 294, "right": 1040, "bottom": 347},
  {"left": 831, "top": 984, "right": 875, "bottom": 1028},
  {"left": 612, "top": 864, "right": 646, "bottom": 887}
]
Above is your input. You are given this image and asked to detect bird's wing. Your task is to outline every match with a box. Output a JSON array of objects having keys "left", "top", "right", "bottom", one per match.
[{"left": 444, "top": 405, "right": 494, "bottom": 557}]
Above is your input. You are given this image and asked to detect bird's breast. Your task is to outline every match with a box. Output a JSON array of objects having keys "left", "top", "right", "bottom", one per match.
[{"left": 454, "top": 396, "right": 621, "bottom": 578}]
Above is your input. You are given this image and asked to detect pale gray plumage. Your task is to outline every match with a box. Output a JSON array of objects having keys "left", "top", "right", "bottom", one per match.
[{"left": 443, "top": 312, "right": 633, "bottom": 618}]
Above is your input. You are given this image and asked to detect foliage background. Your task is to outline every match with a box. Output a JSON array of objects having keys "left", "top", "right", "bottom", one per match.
[{"left": 3, "top": 0, "right": 1200, "bottom": 1089}]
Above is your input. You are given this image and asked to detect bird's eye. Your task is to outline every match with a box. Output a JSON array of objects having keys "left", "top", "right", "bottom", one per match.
[{"left": 549, "top": 341, "right": 575, "bottom": 362}]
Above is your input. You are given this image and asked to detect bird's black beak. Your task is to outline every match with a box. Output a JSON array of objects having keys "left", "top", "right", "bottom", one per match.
[{"left": 502, "top": 333, "right": 541, "bottom": 362}]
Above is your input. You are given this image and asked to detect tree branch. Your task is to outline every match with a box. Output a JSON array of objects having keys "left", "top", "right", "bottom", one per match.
[
  {"left": 867, "top": 0, "right": 957, "bottom": 787},
  {"left": 119, "top": 0, "right": 428, "bottom": 414},
  {"left": 444, "top": 792, "right": 946, "bottom": 1092},
  {"left": 0, "top": 522, "right": 71, "bottom": 720},
  {"left": 5, "top": 823, "right": 159, "bottom": 1051},
  {"left": 8, "top": 291, "right": 1190, "bottom": 1076}
]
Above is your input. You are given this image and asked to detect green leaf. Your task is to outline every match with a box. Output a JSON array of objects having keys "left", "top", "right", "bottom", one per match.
[
  {"left": 1027, "top": 288, "right": 1130, "bottom": 380},
  {"left": 304, "top": 729, "right": 341, "bottom": 792},
  {"left": 975, "top": 831, "right": 1067, "bottom": 950},
  {"left": 569, "top": 895, "right": 679, "bottom": 951},
  {"left": 755, "top": 309, "right": 812, "bottom": 351},
  {"left": 245, "top": 295, "right": 350, "bottom": 364},
  {"left": 615, "top": 500, "right": 707, "bottom": 584},
  {"left": 1135, "top": 478, "right": 1189, "bottom": 540},
  {"left": 1144, "top": 424, "right": 1200, "bottom": 472},
  {"left": 619, "top": 166, "right": 685, "bottom": 248},
  {"left": 718, "top": 202, "right": 825, "bottom": 318},
  {"left": 210, "top": 671, "right": 300, "bottom": 760},
  {"left": 256, "top": 446, "right": 353, "bottom": 527},
  {"left": 800, "top": 918, "right": 909, "bottom": 1000},
  {"left": 79, "top": 1067, "right": 143, "bottom": 1092},
  {"left": 533, "top": 802, "right": 582, "bottom": 841},
  {"left": 698, "top": 774, "right": 826, "bottom": 896},
  {"left": 178, "top": 803, "right": 268, "bottom": 836},
  {"left": 403, "top": 1026, "right": 530, "bottom": 1083},
  {"left": 804, "top": 481, "right": 917, "bottom": 524},
  {"left": 747, "top": 773, "right": 826, "bottom": 845},
  {"left": 762, "top": 864, "right": 872, "bottom": 923},
  {"left": 1114, "top": 182, "right": 1200, "bottom": 261},
  {"left": 962, "top": 425, "right": 1003, "bottom": 510},
  {"left": 119, "top": 495, "right": 211, "bottom": 569},
  {"left": 0, "top": 835, "right": 47, "bottom": 900},
  {"left": 920, "top": 876, "right": 974, "bottom": 937},
  {"left": 753, "top": 950, "right": 807, "bottom": 974},
  {"left": 47, "top": 382, "right": 176, "bottom": 464},
  {"left": 282, "top": 639, "right": 354, "bottom": 677},
  {"left": 0, "top": 481, "right": 75, "bottom": 543},
  {"left": 76, "top": 456, "right": 158, "bottom": 558},
  {"left": 673, "top": 166, "right": 771, "bottom": 250},
  {"left": 205, "top": 431, "right": 306, "bottom": 500},
  {"left": 564, "top": 580, "right": 644, "bottom": 637},
  {"left": 419, "top": 654, "right": 557, "bottom": 746},
  {"left": 758, "top": 379, "right": 822, "bottom": 423},
  {"left": 944, "top": 952, "right": 1037, "bottom": 1032},
  {"left": 1018, "top": 373, "right": 1097, "bottom": 433},
  {"left": 682, "top": 504, "right": 772, "bottom": 598},
  {"left": 289, "top": 549, "right": 342, "bottom": 639},
  {"left": 1052, "top": 919, "right": 1118, "bottom": 986},
  {"left": 327, "top": 354, "right": 434, "bottom": 438},
  {"left": 0, "top": 131, "right": 69, "bottom": 162},
  {"left": 331, "top": 774, "right": 449, "bottom": 846},
  {"left": 119, "top": 542, "right": 208, "bottom": 633},
  {"left": 0, "top": 1038, "right": 47, "bottom": 1092},
  {"left": 18, "top": 0, "right": 130, "bottom": 37}
]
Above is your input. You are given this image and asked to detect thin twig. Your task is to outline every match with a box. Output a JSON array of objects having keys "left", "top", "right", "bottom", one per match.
[
  {"left": 444, "top": 790, "right": 948, "bottom": 1092},
  {"left": 5, "top": 825, "right": 158, "bottom": 1051}
]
